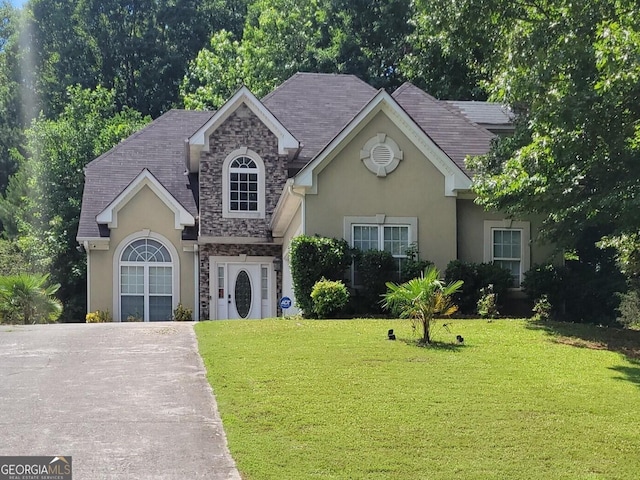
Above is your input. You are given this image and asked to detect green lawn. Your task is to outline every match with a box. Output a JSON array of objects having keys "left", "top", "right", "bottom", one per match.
[{"left": 195, "top": 319, "right": 640, "bottom": 480}]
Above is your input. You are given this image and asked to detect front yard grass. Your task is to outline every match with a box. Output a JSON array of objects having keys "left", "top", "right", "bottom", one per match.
[{"left": 195, "top": 319, "right": 640, "bottom": 479}]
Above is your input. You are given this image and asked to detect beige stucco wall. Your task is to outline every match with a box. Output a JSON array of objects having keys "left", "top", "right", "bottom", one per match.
[
  {"left": 456, "top": 199, "right": 558, "bottom": 266},
  {"left": 88, "top": 185, "right": 196, "bottom": 320},
  {"left": 304, "top": 110, "right": 457, "bottom": 271}
]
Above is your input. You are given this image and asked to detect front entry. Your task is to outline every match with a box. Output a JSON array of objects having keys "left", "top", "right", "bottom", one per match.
[{"left": 210, "top": 256, "right": 275, "bottom": 319}]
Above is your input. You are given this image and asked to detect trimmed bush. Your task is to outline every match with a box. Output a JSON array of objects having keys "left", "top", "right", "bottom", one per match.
[
  {"left": 444, "top": 260, "right": 513, "bottom": 314},
  {"left": 311, "top": 278, "right": 349, "bottom": 318},
  {"left": 356, "top": 249, "right": 396, "bottom": 312},
  {"left": 290, "top": 235, "right": 351, "bottom": 316}
]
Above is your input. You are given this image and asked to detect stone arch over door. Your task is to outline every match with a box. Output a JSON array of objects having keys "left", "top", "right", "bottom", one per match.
[{"left": 113, "top": 231, "right": 180, "bottom": 321}]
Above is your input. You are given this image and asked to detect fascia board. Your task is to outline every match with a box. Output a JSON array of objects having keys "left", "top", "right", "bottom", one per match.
[
  {"left": 96, "top": 169, "right": 195, "bottom": 230},
  {"left": 188, "top": 86, "right": 299, "bottom": 159}
]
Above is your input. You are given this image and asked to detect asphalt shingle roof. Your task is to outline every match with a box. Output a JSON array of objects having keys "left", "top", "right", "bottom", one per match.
[
  {"left": 78, "top": 75, "right": 505, "bottom": 239},
  {"left": 262, "top": 72, "right": 377, "bottom": 160},
  {"left": 392, "top": 83, "right": 496, "bottom": 177},
  {"left": 78, "top": 110, "right": 214, "bottom": 239}
]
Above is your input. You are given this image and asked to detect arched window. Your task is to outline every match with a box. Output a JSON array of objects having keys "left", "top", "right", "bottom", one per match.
[
  {"left": 120, "top": 238, "right": 173, "bottom": 321},
  {"left": 222, "top": 148, "right": 265, "bottom": 219}
]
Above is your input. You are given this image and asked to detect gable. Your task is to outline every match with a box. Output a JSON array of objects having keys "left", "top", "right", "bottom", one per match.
[
  {"left": 294, "top": 89, "right": 471, "bottom": 197},
  {"left": 188, "top": 86, "right": 299, "bottom": 173},
  {"left": 96, "top": 169, "right": 195, "bottom": 231}
]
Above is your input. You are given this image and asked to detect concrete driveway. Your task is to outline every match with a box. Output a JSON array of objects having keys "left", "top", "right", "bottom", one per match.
[{"left": 0, "top": 322, "right": 240, "bottom": 479}]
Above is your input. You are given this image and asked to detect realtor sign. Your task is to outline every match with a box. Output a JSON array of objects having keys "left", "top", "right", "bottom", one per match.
[{"left": 0, "top": 456, "right": 72, "bottom": 480}]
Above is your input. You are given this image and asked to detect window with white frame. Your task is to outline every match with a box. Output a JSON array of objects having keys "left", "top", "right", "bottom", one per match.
[
  {"left": 222, "top": 148, "right": 265, "bottom": 219},
  {"left": 483, "top": 221, "right": 531, "bottom": 288},
  {"left": 120, "top": 238, "right": 173, "bottom": 321},
  {"left": 350, "top": 220, "right": 414, "bottom": 283}
]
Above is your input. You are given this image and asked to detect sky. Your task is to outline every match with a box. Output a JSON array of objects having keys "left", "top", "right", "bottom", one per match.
[{"left": 9, "top": 0, "right": 26, "bottom": 8}]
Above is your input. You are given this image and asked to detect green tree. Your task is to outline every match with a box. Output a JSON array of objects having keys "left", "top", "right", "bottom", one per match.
[
  {"left": 465, "top": 0, "right": 640, "bottom": 250},
  {"left": 12, "top": 85, "right": 149, "bottom": 320},
  {"left": 0, "top": 273, "right": 62, "bottom": 324},
  {"left": 382, "top": 265, "right": 463, "bottom": 345}
]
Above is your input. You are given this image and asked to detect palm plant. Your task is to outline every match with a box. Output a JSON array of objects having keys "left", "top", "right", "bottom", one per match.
[
  {"left": 382, "top": 266, "right": 463, "bottom": 345},
  {"left": 0, "top": 273, "right": 63, "bottom": 324}
]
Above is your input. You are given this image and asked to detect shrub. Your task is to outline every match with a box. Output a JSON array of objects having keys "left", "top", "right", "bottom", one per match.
[
  {"left": 311, "top": 278, "right": 349, "bottom": 318},
  {"left": 445, "top": 261, "right": 513, "bottom": 314},
  {"left": 290, "top": 235, "right": 351, "bottom": 316},
  {"left": 356, "top": 249, "right": 396, "bottom": 312},
  {"left": 85, "top": 310, "right": 112, "bottom": 323},
  {"left": 0, "top": 273, "right": 63, "bottom": 324},
  {"left": 477, "top": 284, "right": 499, "bottom": 319},
  {"left": 173, "top": 303, "right": 193, "bottom": 321}
]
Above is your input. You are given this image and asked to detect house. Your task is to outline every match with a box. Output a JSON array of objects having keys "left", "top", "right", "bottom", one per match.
[{"left": 76, "top": 73, "right": 553, "bottom": 321}]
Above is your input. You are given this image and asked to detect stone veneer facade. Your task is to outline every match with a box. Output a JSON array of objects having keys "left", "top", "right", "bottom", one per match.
[
  {"left": 197, "top": 104, "right": 288, "bottom": 319},
  {"left": 198, "top": 104, "right": 288, "bottom": 238}
]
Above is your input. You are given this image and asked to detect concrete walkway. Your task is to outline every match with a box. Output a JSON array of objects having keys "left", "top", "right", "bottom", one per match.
[{"left": 0, "top": 322, "right": 241, "bottom": 480}]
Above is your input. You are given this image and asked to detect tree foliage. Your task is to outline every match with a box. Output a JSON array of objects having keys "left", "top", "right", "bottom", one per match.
[
  {"left": 467, "top": 0, "right": 640, "bottom": 250},
  {"left": 1, "top": 86, "right": 149, "bottom": 320}
]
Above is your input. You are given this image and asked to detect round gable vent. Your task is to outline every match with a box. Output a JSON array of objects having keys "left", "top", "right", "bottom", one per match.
[{"left": 360, "top": 134, "right": 403, "bottom": 177}]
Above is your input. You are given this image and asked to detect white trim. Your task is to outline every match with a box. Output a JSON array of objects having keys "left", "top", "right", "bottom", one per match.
[
  {"left": 222, "top": 147, "right": 266, "bottom": 219},
  {"left": 78, "top": 238, "right": 110, "bottom": 250},
  {"left": 112, "top": 230, "right": 181, "bottom": 322},
  {"left": 96, "top": 169, "right": 195, "bottom": 230},
  {"left": 483, "top": 220, "right": 531, "bottom": 287},
  {"left": 188, "top": 86, "right": 299, "bottom": 171},
  {"left": 343, "top": 215, "right": 418, "bottom": 245},
  {"left": 294, "top": 90, "right": 471, "bottom": 197},
  {"left": 270, "top": 179, "right": 304, "bottom": 237}
]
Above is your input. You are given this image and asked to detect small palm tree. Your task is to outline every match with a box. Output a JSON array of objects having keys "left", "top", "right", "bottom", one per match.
[
  {"left": 382, "top": 265, "right": 463, "bottom": 345},
  {"left": 0, "top": 273, "right": 63, "bottom": 324}
]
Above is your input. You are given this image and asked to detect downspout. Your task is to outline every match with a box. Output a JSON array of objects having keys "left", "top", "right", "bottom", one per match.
[
  {"left": 84, "top": 241, "right": 90, "bottom": 314},
  {"left": 194, "top": 244, "right": 199, "bottom": 321},
  {"left": 288, "top": 183, "right": 305, "bottom": 235}
]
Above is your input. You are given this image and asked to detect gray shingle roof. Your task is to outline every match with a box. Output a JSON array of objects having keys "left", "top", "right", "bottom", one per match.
[
  {"left": 78, "top": 75, "right": 503, "bottom": 240},
  {"left": 393, "top": 83, "right": 496, "bottom": 176},
  {"left": 262, "top": 72, "right": 377, "bottom": 160},
  {"left": 78, "top": 110, "right": 214, "bottom": 239}
]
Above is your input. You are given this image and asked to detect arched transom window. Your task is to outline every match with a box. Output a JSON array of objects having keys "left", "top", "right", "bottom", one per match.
[
  {"left": 222, "top": 148, "right": 265, "bottom": 219},
  {"left": 229, "top": 156, "right": 258, "bottom": 212},
  {"left": 120, "top": 239, "right": 173, "bottom": 321}
]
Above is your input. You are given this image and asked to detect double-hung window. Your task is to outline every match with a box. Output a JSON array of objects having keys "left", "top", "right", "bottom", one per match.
[
  {"left": 352, "top": 224, "right": 411, "bottom": 283},
  {"left": 484, "top": 221, "right": 530, "bottom": 288}
]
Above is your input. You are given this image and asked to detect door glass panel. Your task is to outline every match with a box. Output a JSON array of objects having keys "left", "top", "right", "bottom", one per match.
[{"left": 234, "top": 270, "right": 252, "bottom": 318}]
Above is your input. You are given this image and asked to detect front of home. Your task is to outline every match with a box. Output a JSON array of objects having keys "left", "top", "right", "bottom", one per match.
[{"left": 77, "top": 73, "right": 554, "bottom": 321}]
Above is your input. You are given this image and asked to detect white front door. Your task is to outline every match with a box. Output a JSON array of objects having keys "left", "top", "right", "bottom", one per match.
[{"left": 210, "top": 257, "right": 274, "bottom": 320}]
